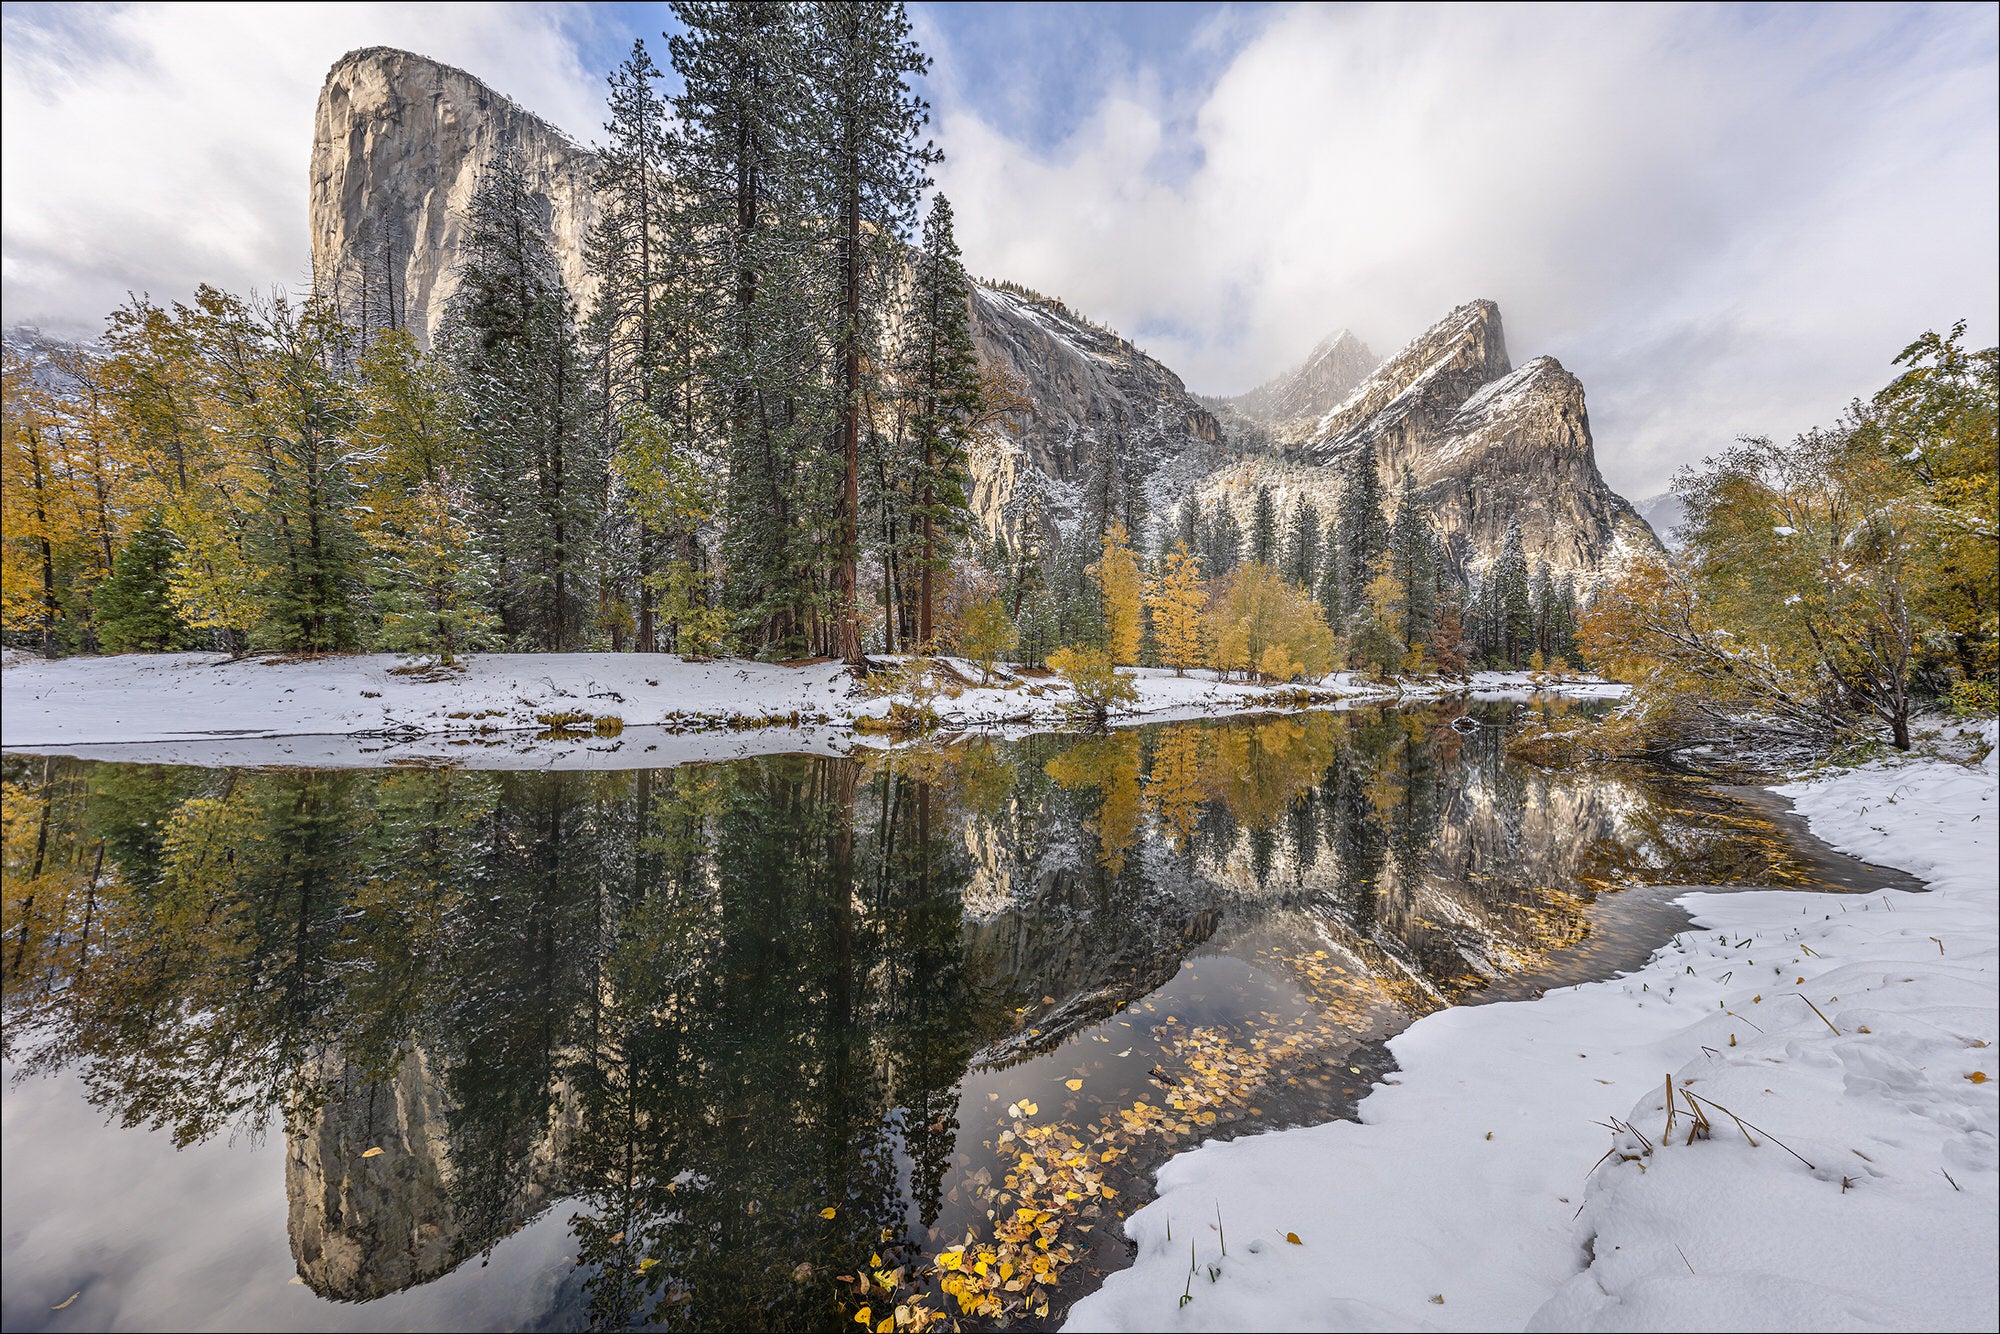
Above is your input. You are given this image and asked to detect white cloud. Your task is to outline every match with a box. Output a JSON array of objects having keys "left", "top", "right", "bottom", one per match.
[
  {"left": 4, "top": 3, "right": 1993, "bottom": 502},
  {"left": 929, "top": 3, "right": 2000, "bottom": 498},
  {"left": 1, "top": 1, "right": 606, "bottom": 339}
]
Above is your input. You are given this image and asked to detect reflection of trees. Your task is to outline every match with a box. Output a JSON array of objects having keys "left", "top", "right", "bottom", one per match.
[{"left": 0, "top": 712, "right": 1848, "bottom": 1325}]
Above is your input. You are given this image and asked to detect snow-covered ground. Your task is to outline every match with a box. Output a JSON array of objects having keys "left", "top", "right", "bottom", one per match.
[
  {"left": 1066, "top": 725, "right": 1999, "bottom": 1333},
  {"left": 0, "top": 651, "right": 1616, "bottom": 754}
]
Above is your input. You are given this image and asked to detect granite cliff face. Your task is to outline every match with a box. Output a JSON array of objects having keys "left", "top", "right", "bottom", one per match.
[
  {"left": 310, "top": 47, "right": 600, "bottom": 344},
  {"left": 309, "top": 48, "right": 1658, "bottom": 580},
  {"left": 1202, "top": 301, "right": 1661, "bottom": 580},
  {"left": 966, "top": 284, "right": 1228, "bottom": 542},
  {"left": 286, "top": 1045, "right": 573, "bottom": 1301}
]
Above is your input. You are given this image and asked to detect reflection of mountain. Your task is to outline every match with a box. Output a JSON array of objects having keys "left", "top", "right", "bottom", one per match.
[
  {"left": 0, "top": 715, "right": 1834, "bottom": 1322},
  {"left": 287, "top": 1046, "right": 576, "bottom": 1301}
]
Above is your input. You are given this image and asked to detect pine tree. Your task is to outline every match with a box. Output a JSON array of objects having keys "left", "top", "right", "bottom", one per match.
[
  {"left": 801, "top": 0, "right": 936, "bottom": 661},
  {"left": 588, "top": 39, "right": 675, "bottom": 647},
  {"left": 1173, "top": 494, "right": 1201, "bottom": 562},
  {"left": 1493, "top": 519, "right": 1534, "bottom": 667},
  {"left": 669, "top": 0, "right": 822, "bottom": 654},
  {"left": 94, "top": 511, "right": 192, "bottom": 651},
  {"left": 1249, "top": 485, "right": 1278, "bottom": 566},
  {"left": 1283, "top": 498, "right": 1321, "bottom": 589},
  {"left": 1335, "top": 447, "right": 1389, "bottom": 616},
  {"left": 895, "top": 194, "right": 980, "bottom": 647},
  {"left": 1149, "top": 540, "right": 1209, "bottom": 675},
  {"left": 1091, "top": 521, "right": 1143, "bottom": 664},
  {"left": 1206, "top": 499, "right": 1242, "bottom": 579},
  {"left": 443, "top": 151, "right": 604, "bottom": 650},
  {"left": 1388, "top": 476, "right": 1436, "bottom": 657}
]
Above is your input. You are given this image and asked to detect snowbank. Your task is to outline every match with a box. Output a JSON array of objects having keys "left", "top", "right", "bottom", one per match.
[
  {"left": 0, "top": 652, "right": 1615, "bottom": 753},
  {"left": 1065, "top": 728, "right": 1998, "bottom": 1333}
]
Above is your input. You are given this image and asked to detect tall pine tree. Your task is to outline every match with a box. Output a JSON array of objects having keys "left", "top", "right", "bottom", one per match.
[{"left": 442, "top": 150, "right": 603, "bottom": 650}]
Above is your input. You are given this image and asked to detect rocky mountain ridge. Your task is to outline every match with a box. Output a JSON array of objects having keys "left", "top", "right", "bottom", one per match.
[
  {"left": 308, "top": 46, "right": 1661, "bottom": 583},
  {"left": 1220, "top": 328, "right": 1380, "bottom": 443}
]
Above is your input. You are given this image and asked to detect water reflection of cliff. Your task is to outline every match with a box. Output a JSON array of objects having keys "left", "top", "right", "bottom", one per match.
[{"left": 1, "top": 704, "right": 1826, "bottom": 1324}]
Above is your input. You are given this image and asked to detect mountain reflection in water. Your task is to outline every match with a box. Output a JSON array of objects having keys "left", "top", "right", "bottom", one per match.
[{"left": 2, "top": 701, "right": 1844, "bottom": 1331}]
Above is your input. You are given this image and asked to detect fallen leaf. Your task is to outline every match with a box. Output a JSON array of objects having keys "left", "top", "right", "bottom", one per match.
[
  {"left": 1969, "top": 1072, "right": 1989, "bottom": 1084},
  {"left": 1285, "top": 1232, "right": 1302, "bottom": 1245},
  {"left": 854, "top": 1306, "right": 872, "bottom": 1326},
  {"left": 361, "top": 1147, "right": 384, "bottom": 1158},
  {"left": 1065, "top": 1079, "right": 1083, "bottom": 1091},
  {"left": 52, "top": 1293, "right": 80, "bottom": 1310},
  {"left": 821, "top": 1207, "right": 839, "bottom": 1219}
]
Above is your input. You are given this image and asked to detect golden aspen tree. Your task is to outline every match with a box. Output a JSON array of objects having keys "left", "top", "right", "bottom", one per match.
[
  {"left": 1149, "top": 540, "right": 1209, "bottom": 674},
  {"left": 1089, "top": 520, "right": 1143, "bottom": 664}
]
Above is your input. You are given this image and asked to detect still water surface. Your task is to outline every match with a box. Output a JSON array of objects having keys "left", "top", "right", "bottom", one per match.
[{"left": 0, "top": 701, "right": 1915, "bottom": 1331}]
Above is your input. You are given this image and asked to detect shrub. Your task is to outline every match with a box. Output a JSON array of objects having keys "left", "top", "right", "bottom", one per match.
[{"left": 1048, "top": 644, "right": 1139, "bottom": 722}]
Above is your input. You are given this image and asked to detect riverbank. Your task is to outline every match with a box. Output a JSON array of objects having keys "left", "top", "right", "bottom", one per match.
[
  {"left": 0, "top": 650, "right": 1620, "bottom": 753},
  {"left": 1065, "top": 722, "right": 1998, "bottom": 1333}
]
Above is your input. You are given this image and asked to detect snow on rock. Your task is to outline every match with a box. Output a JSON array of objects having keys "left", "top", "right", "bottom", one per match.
[{"left": 1065, "top": 726, "right": 1997, "bottom": 1333}]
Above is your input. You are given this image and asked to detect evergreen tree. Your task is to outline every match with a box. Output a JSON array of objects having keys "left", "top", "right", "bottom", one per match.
[
  {"left": 1492, "top": 520, "right": 1534, "bottom": 666},
  {"left": 237, "top": 296, "right": 367, "bottom": 652},
  {"left": 1205, "top": 500, "right": 1242, "bottom": 579},
  {"left": 1335, "top": 447, "right": 1389, "bottom": 616},
  {"left": 1014, "top": 589, "right": 1058, "bottom": 666},
  {"left": 1249, "top": 485, "right": 1278, "bottom": 566},
  {"left": 588, "top": 39, "right": 674, "bottom": 647},
  {"left": 669, "top": 0, "right": 824, "bottom": 655},
  {"left": 1283, "top": 498, "right": 1321, "bottom": 589},
  {"left": 443, "top": 151, "right": 604, "bottom": 650},
  {"left": 894, "top": 193, "right": 980, "bottom": 647},
  {"left": 1172, "top": 495, "right": 1201, "bottom": 563},
  {"left": 1388, "top": 476, "right": 1437, "bottom": 659},
  {"left": 801, "top": 0, "right": 936, "bottom": 661},
  {"left": 94, "top": 512, "right": 192, "bottom": 651}
]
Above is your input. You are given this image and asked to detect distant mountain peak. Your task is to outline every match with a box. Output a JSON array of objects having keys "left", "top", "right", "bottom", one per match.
[{"left": 1226, "top": 327, "right": 1380, "bottom": 433}]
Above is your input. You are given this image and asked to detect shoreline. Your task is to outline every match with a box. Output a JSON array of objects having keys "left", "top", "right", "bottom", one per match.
[
  {"left": 1064, "top": 723, "right": 1998, "bottom": 1333},
  {"left": 0, "top": 650, "right": 1622, "bottom": 762}
]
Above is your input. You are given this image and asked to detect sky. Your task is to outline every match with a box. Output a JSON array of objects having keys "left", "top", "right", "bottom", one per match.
[{"left": 3, "top": 1, "right": 1994, "bottom": 501}]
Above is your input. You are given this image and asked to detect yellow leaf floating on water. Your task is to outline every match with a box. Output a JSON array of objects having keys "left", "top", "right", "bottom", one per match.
[
  {"left": 1065, "top": 1079, "right": 1083, "bottom": 1091},
  {"left": 1286, "top": 1232, "right": 1303, "bottom": 1245},
  {"left": 1020, "top": 1100, "right": 1039, "bottom": 1116},
  {"left": 52, "top": 1293, "right": 80, "bottom": 1310},
  {"left": 820, "top": 1207, "right": 839, "bottom": 1219},
  {"left": 361, "top": 1147, "right": 384, "bottom": 1158}
]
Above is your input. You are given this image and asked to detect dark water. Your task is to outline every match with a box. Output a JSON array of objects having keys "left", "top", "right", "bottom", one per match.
[{"left": 0, "top": 701, "right": 1917, "bottom": 1333}]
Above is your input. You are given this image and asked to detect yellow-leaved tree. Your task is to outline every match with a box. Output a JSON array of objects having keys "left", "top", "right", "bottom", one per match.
[
  {"left": 1089, "top": 521, "right": 1143, "bottom": 664},
  {"left": 1208, "top": 562, "right": 1336, "bottom": 683},
  {"left": 1149, "top": 540, "right": 1209, "bottom": 675}
]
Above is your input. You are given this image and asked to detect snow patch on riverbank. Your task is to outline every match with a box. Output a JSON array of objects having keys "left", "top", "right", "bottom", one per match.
[
  {"left": 1065, "top": 725, "right": 1998, "bottom": 1333},
  {"left": 0, "top": 652, "right": 1618, "bottom": 752}
]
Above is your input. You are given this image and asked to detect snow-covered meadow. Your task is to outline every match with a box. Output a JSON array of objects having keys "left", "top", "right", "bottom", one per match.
[{"left": 1066, "top": 725, "right": 1999, "bottom": 1332}]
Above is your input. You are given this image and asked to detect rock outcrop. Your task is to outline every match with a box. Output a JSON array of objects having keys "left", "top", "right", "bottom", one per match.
[
  {"left": 286, "top": 1044, "right": 574, "bottom": 1301},
  {"left": 967, "top": 284, "right": 1227, "bottom": 542},
  {"left": 1202, "top": 301, "right": 1662, "bottom": 581},
  {"left": 310, "top": 47, "right": 600, "bottom": 345}
]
